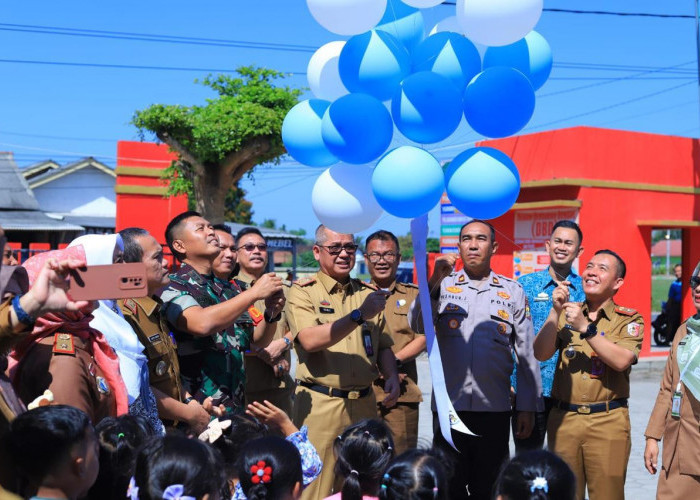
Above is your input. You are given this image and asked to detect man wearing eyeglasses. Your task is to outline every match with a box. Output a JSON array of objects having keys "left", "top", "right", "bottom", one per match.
[
  {"left": 287, "top": 224, "right": 401, "bottom": 499},
  {"left": 364, "top": 230, "right": 425, "bottom": 455},
  {"left": 233, "top": 226, "right": 294, "bottom": 416}
]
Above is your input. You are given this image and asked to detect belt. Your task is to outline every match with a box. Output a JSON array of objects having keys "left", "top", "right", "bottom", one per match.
[
  {"left": 297, "top": 380, "right": 371, "bottom": 400},
  {"left": 552, "top": 398, "right": 628, "bottom": 415}
]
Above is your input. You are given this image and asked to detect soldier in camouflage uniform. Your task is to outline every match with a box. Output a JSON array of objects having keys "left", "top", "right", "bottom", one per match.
[{"left": 158, "top": 212, "right": 284, "bottom": 416}]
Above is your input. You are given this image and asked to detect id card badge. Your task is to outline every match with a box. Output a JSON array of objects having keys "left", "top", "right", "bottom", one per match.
[
  {"left": 362, "top": 328, "right": 374, "bottom": 357},
  {"left": 671, "top": 390, "right": 682, "bottom": 418}
]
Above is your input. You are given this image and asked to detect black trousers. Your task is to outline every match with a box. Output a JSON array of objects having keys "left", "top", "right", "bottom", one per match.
[
  {"left": 432, "top": 411, "right": 511, "bottom": 500},
  {"left": 512, "top": 396, "right": 554, "bottom": 454}
]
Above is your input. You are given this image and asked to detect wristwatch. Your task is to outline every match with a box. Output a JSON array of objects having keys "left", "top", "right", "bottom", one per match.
[
  {"left": 264, "top": 309, "right": 282, "bottom": 323},
  {"left": 350, "top": 309, "right": 364, "bottom": 325},
  {"left": 579, "top": 322, "right": 598, "bottom": 340},
  {"left": 282, "top": 336, "right": 292, "bottom": 350}
]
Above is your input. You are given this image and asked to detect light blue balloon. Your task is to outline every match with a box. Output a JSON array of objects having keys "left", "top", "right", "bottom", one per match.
[
  {"left": 372, "top": 146, "right": 444, "bottom": 218},
  {"left": 281, "top": 100, "right": 338, "bottom": 167},
  {"left": 412, "top": 32, "right": 481, "bottom": 92},
  {"left": 463, "top": 67, "right": 535, "bottom": 138},
  {"left": 444, "top": 147, "right": 520, "bottom": 220},
  {"left": 391, "top": 71, "right": 462, "bottom": 144},
  {"left": 376, "top": 0, "right": 425, "bottom": 53},
  {"left": 321, "top": 93, "right": 393, "bottom": 164},
  {"left": 338, "top": 30, "right": 411, "bottom": 101},
  {"left": 483, "top": 31, "right": 553, "bottom": 91}
]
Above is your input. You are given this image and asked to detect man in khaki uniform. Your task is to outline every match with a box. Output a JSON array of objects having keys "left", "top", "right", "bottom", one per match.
[
  {"left": 231, "top": 226, "right": 294, "bottom": 415},
  {"left": 365, "top": 230, "right": 424, "bottom": 454},
  {"left": 535, "top": 249, "right": 644, "bottom": 500},
  {"left": 287, "top": 225, "right": 401, "bottom": 499},
  {"left": 118, "top": 228, "right": 211, "bottom": 434}
]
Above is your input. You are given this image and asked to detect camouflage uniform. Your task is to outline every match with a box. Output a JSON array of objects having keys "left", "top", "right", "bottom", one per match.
[{"left": 159, "top": 264, "right": 254, "bottom": 416}]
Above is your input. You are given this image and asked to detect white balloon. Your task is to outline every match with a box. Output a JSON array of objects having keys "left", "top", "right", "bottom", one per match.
[
  {"left": 404, "top": 0, "right": 444, "bottom": 8},
  {"left": 429, "top": 15, "right": 461, "bottom": 36},
  {"left": 312, "top": 164, "right": 383, "bottom": 234},
  {"left": 456, "top": 0, "right": 543, "bottom": 47},
  {"left": 307, "top": 0, "right": 388, "bottom": 36},
  {"left": 307, "top": 41, "right": 349, "bottom": 101}
]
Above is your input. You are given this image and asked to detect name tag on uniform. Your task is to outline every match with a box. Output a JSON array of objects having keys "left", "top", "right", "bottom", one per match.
[
  {"left": 362, "top": 328, "right": 374, "bottom": 357},
  {"left": 534, "top": 292, "right": 549, "bottom": 302},
  {"left": 148, "top": 334, "right": 162, "bottom": 343},
  {"left": 320, "top": 307, "right": 335, "bottom": 314}
]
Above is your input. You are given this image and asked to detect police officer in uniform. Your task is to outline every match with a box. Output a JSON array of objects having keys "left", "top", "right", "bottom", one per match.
[
  {"left": 425, "top": 219, "right": 542, "bottom": 500},
  {"left": 535, "top": 249, "right": 643, "bottom": 500},
  {"left": 118, "top": 228, "right": 213, "bottom": 433},
  {"left": 286, "top": 225, "right": 401, "bottom": 499},
  {"left": 365, "top": 230, "right": 424, "bottom": 454}
]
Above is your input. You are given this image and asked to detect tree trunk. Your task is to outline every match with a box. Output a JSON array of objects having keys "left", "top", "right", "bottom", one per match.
[{"left": 193, "top": 165, "right": 231, "bottom": 224}]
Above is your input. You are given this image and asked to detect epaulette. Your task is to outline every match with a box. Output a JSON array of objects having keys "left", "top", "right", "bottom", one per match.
[
  {"left": 52, "top": 333, "right": 76, "bottom": 356},
  {"left": 294, "top": 277, "right": 316, "bottom": 287},
  {"left": 248, "top": 305, "right": 264, "bottom": 326},
  {"left": 122, "top": 298, "right": 139, "bottom": 317},
  {"left": 398, "top": 281, "right": 418, "bottom": 289},
  {"left": 615, "top": 306, "right": 637, "bottom": 316},
  {"left": 282, "top": 279, "right": 292, "bottom": 287},
  {"left": 360, "top": 279, "right": 378, "bottom": 291}
]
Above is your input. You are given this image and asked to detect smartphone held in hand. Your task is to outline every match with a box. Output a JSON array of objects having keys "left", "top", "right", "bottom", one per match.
[{"left": 67, "top": 262, "right": 148, "bottom": 300}]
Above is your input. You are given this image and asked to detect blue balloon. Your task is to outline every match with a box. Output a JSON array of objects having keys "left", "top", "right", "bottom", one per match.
[
  {"left": 483, "top": 31, "right": 553, "bottom": 91},
  {"left": 282, "top": 100, "right": 338, "bottom": 167},
  {"left": 412, "top": 32, "right": 481, "bottom": 92},
  {"left": 372, "top": 146, "right": 444, "bottom": 218},
  {"left": 376, "top": 0, "right": 425, "bottom": 53},
  {"left": 322, "top": 93, "right": 393, "bottom": 164},
  {"left": 444, "top": 147, "right": 520, "bottom": 219},
  {"left": 463, "top": 67, "right": 535, "bottom": 138},
  {"left": 339, "top": 30, "right": 411, "bottom": 101},
  {"left": 391, "top": 71, "right": 462, "bottom": 144}
]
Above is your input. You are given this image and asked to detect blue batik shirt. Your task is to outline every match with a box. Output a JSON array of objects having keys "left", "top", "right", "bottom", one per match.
[{"left": 512, "top": 267, "right": 585, "bottom": 397}]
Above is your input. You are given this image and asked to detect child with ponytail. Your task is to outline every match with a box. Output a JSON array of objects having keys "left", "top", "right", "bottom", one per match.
[
  {"left": 235, "top": 436, "right": 303, "bottom": 500},
  {"left": 377, "top": 449, "right": 447, "bottom": 500}
]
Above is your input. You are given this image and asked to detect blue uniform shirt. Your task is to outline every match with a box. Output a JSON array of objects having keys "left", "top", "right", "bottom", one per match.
[
  {"left": 668, "top": 279, "right": 682, "bottom": 303},
  {"left": 512, "top": 267, "right": 585, "bottom": 397}
]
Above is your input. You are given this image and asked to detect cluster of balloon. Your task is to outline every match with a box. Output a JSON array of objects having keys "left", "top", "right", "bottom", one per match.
[{"left": 282, "top": 0, "right": 552, "bottom": 231}]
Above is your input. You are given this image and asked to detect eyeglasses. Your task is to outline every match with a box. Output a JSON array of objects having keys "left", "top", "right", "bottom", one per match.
[
  {"left": 317, "top": 243, "right": 359, "bottom": 255},
  {"left": 690, "top": 277, "right": 700, "bottom": 288},
  {"left": 238, "top": 243, "right": 267, "bottom": 252},
  {"left": 366, "top": 252, "right": 398, "bottom": 264}
]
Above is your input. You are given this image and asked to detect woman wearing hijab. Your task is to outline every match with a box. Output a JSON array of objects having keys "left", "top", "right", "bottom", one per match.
[
  {"left": 644, "top": 261, "right": 700, "bottom": 497},
  {"left": 68, "top": 234, "right": 164, "bottom": 435},
  {"left": 9, "top": 245, "right": 129, "bottom": 424}
]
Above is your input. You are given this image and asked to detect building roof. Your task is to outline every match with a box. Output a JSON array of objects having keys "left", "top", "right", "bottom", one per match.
[
  {"left": 223, "top": 222, "right": 303, "bottom": 240},
  {"left": 24, "top": 157, "right": 115, "bottom": 189},
  {"left": 61, "top": 215, "right": 115, "bottom": 229},
  {"left": 0, "top": 152, "right": 40, "bottom": 210},
  {"left": 650, "top": 239, "right": 682, "bottom": 257},
  {"left": 0, "top": 210, "right": 84, "bottom": 231}
]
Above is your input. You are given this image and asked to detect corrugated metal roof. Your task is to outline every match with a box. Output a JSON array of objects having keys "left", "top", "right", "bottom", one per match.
[
  {"left": 223, "top": 222, "right": 303, "bottom": 240},
  {"left": 62, "top": 215, "right": 115, "bottom": 229},
  {"left": 0, "top": 210, "right": 84, "bottom": 231},
  {"left": 0, "top": 152, "right": 40, "bottom": 210}
]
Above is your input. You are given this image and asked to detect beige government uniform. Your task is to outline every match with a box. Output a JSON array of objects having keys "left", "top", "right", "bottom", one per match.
[
  {"left": 119, "top": 296, "right": 184, "bottom": 421},
  {"left": 547, "top": 301, "right": 644, "bottom": 500},
  {"left": 235, "top": 271, "right": 293, "bottom": 415},
  {"left": 371, "top": 280, "right": 423, "bottom": 454},
  {"left": 287, "top": 271, "right": 394, "bottom": 500},
  {"left": 645, "top": 323, "right": 700, "bottom": 499}
]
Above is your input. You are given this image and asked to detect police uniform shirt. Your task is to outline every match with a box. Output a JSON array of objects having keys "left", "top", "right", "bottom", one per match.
[
  {"left": 551, "top": 301, "right": 643, "bottom": 404},
  {"left": 119, "top": 296, "right": 183, "bottom": 402},
  {"left": 371, "top": 280, "right": 423, "bottom": 403},
  {"left": 434, "top": 269, "right": 542, "bottom": 412},
  {"left": 286, "top": 271, "right": 394, "bottom": 391}
]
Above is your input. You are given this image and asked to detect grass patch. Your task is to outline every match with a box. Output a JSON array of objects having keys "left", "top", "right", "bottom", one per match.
[{"left": 651, "top": 276, "right": 675, "bottom": 313}]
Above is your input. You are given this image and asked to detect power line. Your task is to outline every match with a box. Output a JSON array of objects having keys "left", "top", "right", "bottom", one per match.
[{"left": 441, "top": 3, "right": 693, "bottom": 18}]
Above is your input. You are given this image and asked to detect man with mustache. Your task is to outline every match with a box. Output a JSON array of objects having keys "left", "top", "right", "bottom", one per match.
[{"left": 534, "top": 249, "right": 644, "bottom": 500}]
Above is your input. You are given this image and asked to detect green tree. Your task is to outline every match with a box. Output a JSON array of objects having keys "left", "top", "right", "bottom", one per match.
[
  {"left": 224, "top": 185, "right": 253, "bottom": 223},
  {"left": 132, "top": 66, "right": 302, "bottom": 223}
]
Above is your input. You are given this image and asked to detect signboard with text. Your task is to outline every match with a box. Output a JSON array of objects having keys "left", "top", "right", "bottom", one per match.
[{"left": 440, "top": 193, "right": 470, "bottom": 253}]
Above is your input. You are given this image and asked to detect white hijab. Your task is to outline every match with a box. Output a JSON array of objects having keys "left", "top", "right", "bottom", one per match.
[{"left": 68, "top": 234, "right": 147, "bottom": 403}]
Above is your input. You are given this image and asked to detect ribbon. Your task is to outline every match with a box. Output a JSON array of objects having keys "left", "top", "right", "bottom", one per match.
[{"left": 411, "top": 215, "right": 475, "bottom": 450}]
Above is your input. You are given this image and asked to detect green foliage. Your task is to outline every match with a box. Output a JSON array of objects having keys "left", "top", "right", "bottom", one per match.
[
  {"left": 261, "top": 219, "right": 277, "bottom": 229},
  {"left": 224, "top": 185, "right": 253, "bottom": 223},
  {"left": 427, "top": 238, "right": 440, "bottom": 253},
  {"left": 299, "top": 250, "right": 320, "bottom": 268}
]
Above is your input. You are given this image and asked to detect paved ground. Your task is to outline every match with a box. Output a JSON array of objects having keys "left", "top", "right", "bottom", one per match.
[{"left": 414, "top": 354, "right": 667, "bottom": 499}]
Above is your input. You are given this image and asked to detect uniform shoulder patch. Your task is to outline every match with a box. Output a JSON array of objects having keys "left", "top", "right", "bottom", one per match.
[
  {"left": 615, "top": 306, "right": 637, "bottom": 316},
  {"left": 122, "top": 298, "right": 139, "bottom": 317},
  {"left": 52, "top": 333, "right": 76, "bottom": 356},
  {"left": 359, "top": 279, "right": 378, "bottom": 291},
  {"left": 399, "top": 281, "right": 418, "bottom": 289},
  {"left": 294, "top": 277, "right": 316, "bottom": 287}
]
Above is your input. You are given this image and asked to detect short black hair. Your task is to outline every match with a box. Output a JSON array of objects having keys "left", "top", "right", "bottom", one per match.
[
  {"left": 164, "top": 211, "right": 201, "bottom": 261},
  {"left": 378, "top": 449, "right": 448, "bottom": 500},
  {"left": 119, "top": 227, "right": 150, "bottom": 263},
  {"left": 460, "top": 219, "right": 496, "bottom": 241},
  {"left": 236, "top": 226, "right": 265, "bottom": 243},
  {"left": 365, "top": 230, "right": 399, "bottom": 253},
  {"left": 3, "top": 405, "right": 92, "bottom": 484},
  {"left": 212, "top": 223, "right": 231, "bottom": 234},
  {"left": 594, "top": 249, "right": 626, "bottom": 279},
  {"left": 494, "top": 450, "right": 576, "bottom": 500},
  {"left": 551, "top": 220, "right": 583, "bottom": 245}
]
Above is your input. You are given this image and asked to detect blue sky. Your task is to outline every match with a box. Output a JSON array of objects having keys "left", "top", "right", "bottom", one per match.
[{"left": 0, "top": 1, "right": 697, "bottom": 238}]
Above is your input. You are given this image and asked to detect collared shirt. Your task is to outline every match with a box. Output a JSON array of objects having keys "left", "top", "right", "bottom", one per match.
[
  {"left": 669, "top": 278, "right": 682, "bottom": 303},
  {"left": 513, "top": 267, "right": 585, "bottom": 397},
  {"left": 371, "top": 279, "right": 423, "bottom": 403},
  {"left": 286, "top": 271, "right": 393, "bottom": 390},
  {"left": 551, "top": 300, "right": 644, "bottom": 404},
  {"left": 431, "top": 269, "right": 542, "bottom": 412}
]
